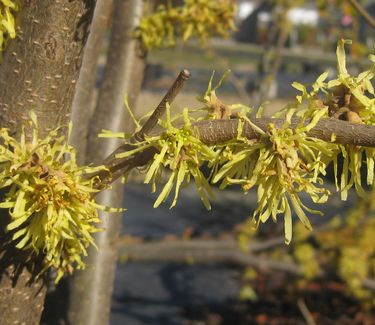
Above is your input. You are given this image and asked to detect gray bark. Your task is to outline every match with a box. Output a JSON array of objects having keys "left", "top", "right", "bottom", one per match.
[
  {"left": 42, "top": 2, "right": 114, "bottom": 323},
  {"left": 71, "top": 0, "right": 114, "bottom": 164},
  {"left": 0, "top": 1, "right": 94, "bottom": 324},
  {"left": 67, "top": 1, "right": 147, "bottom": 324}
]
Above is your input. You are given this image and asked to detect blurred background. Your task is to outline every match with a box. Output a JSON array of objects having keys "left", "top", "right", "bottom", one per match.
[{"left": 108, "top": 1, "right": 375, "bottom": 324}]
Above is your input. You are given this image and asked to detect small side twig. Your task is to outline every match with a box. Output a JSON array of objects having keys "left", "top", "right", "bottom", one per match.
[
  {"left": 348, "top": 0, "right": 375, "bottom": 30},
  {"left": 298, "top": 298, "right": 317, "bottom": 325},
  {"left": 133, "top": 69, "right": 191, "bottom": 141}
]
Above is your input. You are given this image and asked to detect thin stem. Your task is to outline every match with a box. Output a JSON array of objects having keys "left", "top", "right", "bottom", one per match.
[
  {"left": 297, "top": 299, "right": 317, "bottom": 325},
  {"left": 252, "top": 3, "right": 291, "bottom": 109},
  {"left": 133, "top": 69, "right": 191, "bottom": 141},
  {"left": 348, "top": 0, "right": 375, "bottom": 30}
]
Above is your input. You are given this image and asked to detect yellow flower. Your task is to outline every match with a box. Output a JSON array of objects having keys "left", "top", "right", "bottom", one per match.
[
  {"left": 212, "top": 112, "right": 333, "bottom": 244},
  {"left": 0, "top": 0, "right": 18, "bottom": 50},
  {"left": 108, "top": 104, "right": 217, "bottom": 210},
  {"left": 135, "top": 0, "right": 236, "bottom": 50},
  {"left": 0, "top": 112, "right": 120, "bottom": 282}
]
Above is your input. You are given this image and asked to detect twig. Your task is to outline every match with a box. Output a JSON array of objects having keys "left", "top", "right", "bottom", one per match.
[
  {"left": 254, "top": 13, "right": 291, "bottom": 108},
  {"left": 228, "top": 73, "right": 251, "bottom": 104},
  {"left": 247, "top": 237, "right": 285, "bottom": 252},
  {"left": 133, "top": 69, "right": 191, "bottom": 141},
  {"left": 348, "top": 0, "right": 375, "bottom": 30},
  {"left": 297, "top": 298, "right": 317, "bottom": 325}
]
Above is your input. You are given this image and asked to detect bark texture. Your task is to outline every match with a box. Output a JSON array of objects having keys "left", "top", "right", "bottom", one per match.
[
  {"left": 0, "top": 0, "right": 94, "bottom": 138},
  {"left": 90, "top": 116, "right": 375, "bottom": 189},
  {"left": 0, "top": 1, "right": 94, "bottom": 324},
  {"left": 67, "top": 1, "right": 147, "bottom": 324},
  {"left": 193, "top": 117, "right": 375, "bottom": 147},
  {"left": 42, "top": 2, "right": 114, "bottom": 323}
]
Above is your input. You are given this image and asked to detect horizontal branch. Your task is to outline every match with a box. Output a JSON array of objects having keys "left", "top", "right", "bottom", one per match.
[
  {"left": 193, "top": 117, "right": 375, "bottom": 147},
  {"left": 348, "top": 0, "right": 375, "bottom": 30},
  {"left": 118, "top": 238, "right": 375, "bottom": 291},
  {"left": 92, "top": 117, "right": 375, "bottom": 189},
  {"left": 119, "top": 239, "right": 300, "bottom": 273}
]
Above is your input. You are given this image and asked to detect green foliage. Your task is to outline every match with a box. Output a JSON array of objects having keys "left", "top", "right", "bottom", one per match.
[
  {"left": 0, "top": 0, "right": 18, "bottom": 51},
  {"left": 0, "top": 113, "right": 119, "bottom": 282},
  {"left": 135, "top": 0, "right": 236, "bottom": 50}
]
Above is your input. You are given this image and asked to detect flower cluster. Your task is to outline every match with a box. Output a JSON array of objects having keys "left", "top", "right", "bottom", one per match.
[
  {"left": 135, "top": 0, "right": 236, "bottom": 50},
  {"left": 103, "top": 104, "right": 217, "bottom": 210},
  {"left": 211, "top": 111, "right": 335, "bottom": 244},
  {"left": 0, "top": 113, "right": 117, "bottom": 282},
  {"left": 291, "top": 190, "right": 375, "bottom": 306},
  {"left": 104, "top": 40, "right": 375, "bottom": 244},
  {"left": 0, "top": 0, "right": 18, "bottom": 51},
  {"left": 278, "top": 39, "right": 375, "bottom": 200}
]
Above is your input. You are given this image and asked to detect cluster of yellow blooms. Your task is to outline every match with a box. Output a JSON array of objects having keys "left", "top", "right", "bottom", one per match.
[
  {"left": 0, "top": 38, "right": 373, "bottom": 285},
  {"left": 104, "top": 41, "right": 375, "bottom": 247},
  {"left": 0, "top": 113, "right": 119, "bottom": 282},
  {"left": 291, "top": 194, "right": 375, "bottom": 307},
  {"left": 0, "top": 0, "right": 17, "bottom": 51},
  {"left": 135, "top": 0, "right": 236, "bottom": 50},
  {"left": 0, "top": 0, "right": 374, "bottom": 294}
]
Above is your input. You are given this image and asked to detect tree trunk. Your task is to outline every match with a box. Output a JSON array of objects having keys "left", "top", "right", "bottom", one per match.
[
  {"left": 0, "top": 1, "right": 94, "bottom": 324},
  {"left": 70, "top": 0, "right": 114, "bottom": 164},
  {"left": 67, "top": 1, "right": 147, "bottom": 324},
  {"left": 42, "top": 2, "right": 114, "bottom": 323}
]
